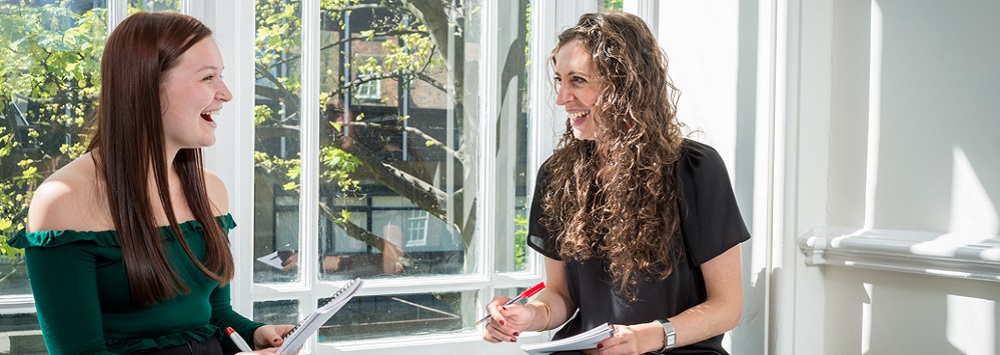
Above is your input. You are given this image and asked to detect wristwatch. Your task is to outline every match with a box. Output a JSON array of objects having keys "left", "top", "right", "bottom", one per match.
[{"left": 657, "top": 319, "right": 676, "bottom": 353}]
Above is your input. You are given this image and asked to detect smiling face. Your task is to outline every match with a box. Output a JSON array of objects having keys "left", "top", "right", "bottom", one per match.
[
  {"left": 160, "top": 37, "right": 231, "bottom": 152},
  {"left": 554, "top": 38, "right": 602, "bottom": 141}
]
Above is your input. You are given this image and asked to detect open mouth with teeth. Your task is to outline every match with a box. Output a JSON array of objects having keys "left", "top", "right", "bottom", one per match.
[
  {"left": 201, "top": 110, "right": 219, "bottom": 122},
  {"left": 568, "top": 110, "right": 589, "bottom": 126}
]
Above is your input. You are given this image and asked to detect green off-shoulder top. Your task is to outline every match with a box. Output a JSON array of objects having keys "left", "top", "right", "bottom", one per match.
[{"left": 9, "top": 215, "right": 264, "bottom": 355}]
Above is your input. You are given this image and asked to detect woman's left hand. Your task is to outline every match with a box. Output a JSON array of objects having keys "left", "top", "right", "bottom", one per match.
[
  {"left": 583, "top": 323, "right": 659, "bottom": 355},
  {"left": 253, "top": 324, "right": 297, "bottom": 352}
]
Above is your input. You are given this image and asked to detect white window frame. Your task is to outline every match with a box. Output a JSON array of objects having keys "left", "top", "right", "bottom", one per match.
[{"left": 201, "top": 0, "right": 602, "bottom": 353}]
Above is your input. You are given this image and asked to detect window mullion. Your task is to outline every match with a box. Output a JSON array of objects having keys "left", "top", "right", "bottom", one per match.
[
  {"left": 107, "top": 0, "right": 127, "bottom": 32},
  {"left": 478, "top": 0, "right": 499, "bottom": 290},
  {"left": 300, "top": 0, "right": 321, "bottom": 294},
  {"left": 180, "top": 0, "right": 195, "bottom": 15}
]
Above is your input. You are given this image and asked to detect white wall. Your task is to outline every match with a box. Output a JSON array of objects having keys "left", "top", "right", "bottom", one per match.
[
  {"left": 793, "top": 1, "right": 1000, "bottom": 354},
  {"left": 652, "top": 1, "right": 772, "bottom": 354}
]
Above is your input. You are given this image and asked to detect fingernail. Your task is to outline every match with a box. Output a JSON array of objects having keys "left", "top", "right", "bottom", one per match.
[
  {"left": 597, "top": 343, "right": 604, "bottom": 349},
  {"left": 510, "top": 337, "right": 517, "bottom": 342},
  {"left": 513, "top": 332, "right": 520, "bottom": 336},
  {"left": 274, "top": 338, "right": 281, "bottom": 343},
  {"left": 499, "top": 320, "right": 505, "bottom": 326},
  {"left": 501, "top": 306, "right": 507, "bottom": 311}
]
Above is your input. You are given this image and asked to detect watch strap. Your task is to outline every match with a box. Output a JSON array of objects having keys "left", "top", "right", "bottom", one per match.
[{"left": 657, "top": 319, "right": 676, "bottom": 353}]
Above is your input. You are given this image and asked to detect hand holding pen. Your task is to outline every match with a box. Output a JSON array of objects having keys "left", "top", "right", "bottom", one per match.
[
  {"left": 227, "top": 327, "right": 254, "bottom": 352},
  {"left": 473, "top": 281, "right": 545, "bottom": 327}
]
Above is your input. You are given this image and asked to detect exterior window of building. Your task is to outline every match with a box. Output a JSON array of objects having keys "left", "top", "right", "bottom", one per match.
[
  {"left": 404, "top": 209, "right": 429, "bottom": 248},
  {"left": 352, "top": 56, "right": 383, "bottom": 102}
]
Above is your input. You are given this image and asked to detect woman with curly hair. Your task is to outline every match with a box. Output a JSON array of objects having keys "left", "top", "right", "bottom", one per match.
[{"left": 482, "top": 12, "right": 750, "bottom": 354}]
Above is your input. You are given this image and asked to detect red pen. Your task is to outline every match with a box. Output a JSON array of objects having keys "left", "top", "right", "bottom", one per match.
[
  {"left": 226, "top": 326, "right": 253, "bottom": 352},
  {"left": 473, "top": 281, "right": 545, "bottom": 326}
]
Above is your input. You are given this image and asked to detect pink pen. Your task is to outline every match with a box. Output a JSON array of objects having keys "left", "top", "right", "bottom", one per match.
[
  {"left": 226, "top": 326, "right": 253, "bottom": 352},
  {"left": 473, "top": 281, "right": 546, "bottom": 326}
]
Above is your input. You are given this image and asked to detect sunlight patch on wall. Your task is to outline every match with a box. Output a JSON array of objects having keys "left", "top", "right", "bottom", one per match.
[
  {"left": 863, "top": 0, "right": 883, "bottom": 230},
  {"left": 861, "top": 282, "right": 873, "bottom": 353},
  {"left": 949, "top": 146, "right": 999, "bottom": 234},
  {"left": 947, "top": 294, "right": 995, "bottom": 354}
]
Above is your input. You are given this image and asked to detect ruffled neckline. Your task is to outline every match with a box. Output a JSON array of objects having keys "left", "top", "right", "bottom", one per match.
[{"left": 8, "top": 214, "right": 235, "bottom": 249}]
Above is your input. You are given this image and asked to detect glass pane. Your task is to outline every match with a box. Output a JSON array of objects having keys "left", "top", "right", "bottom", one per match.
[
  {"left": 314, "top": 0, "right": 478, "bottom": 280},
  {"left": 128, "top": 0, "right": 180, "bottom": 12},
  {"left": 254, "top": 0, "right": 303, "bottom": 283},
  {"left": 318, "top": 290, "right": 474, "bottom": 342},
  {"left": 0, "top": 1, "right": 108, "bottom": 296},
  {"left": 253, "top": 299, "right": 301, "bottom": 326},
  {"left": 0, "top": 313, "right": 45, "bottom": 354},
  {"left": 494, "top": 1, "right": 532, "bottom": 273}
]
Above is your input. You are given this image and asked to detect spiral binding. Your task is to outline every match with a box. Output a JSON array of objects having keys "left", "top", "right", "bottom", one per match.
[{"left": 282, "top": 278, "right": 359, "bottom": 339}]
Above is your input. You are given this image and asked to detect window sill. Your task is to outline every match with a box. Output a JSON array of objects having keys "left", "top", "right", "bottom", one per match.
[
  {"left": 320, "top": 330, "right": 548, "bottom": 353},
  {"left": 798, "top": 226, "right": 1000, "bottom": 282}
]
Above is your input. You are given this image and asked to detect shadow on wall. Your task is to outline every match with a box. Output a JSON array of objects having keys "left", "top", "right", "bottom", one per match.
[
  {"left": 733, "top": 0, "right": 758, "bottom": 230},
  {"left": 731, "top": 266, "right": 767, "bottom": 354},
  {"left": 822, "top": 266, "right": 1000, "bottom": 355}
]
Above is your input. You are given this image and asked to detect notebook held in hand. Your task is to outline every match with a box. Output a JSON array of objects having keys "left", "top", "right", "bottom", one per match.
[{"left": 276, "top": 278, "right": 364, "bottom": 354}]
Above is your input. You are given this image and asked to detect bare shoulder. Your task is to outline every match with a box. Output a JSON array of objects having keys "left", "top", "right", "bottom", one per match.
[
  {"left": 26, "top": 154, "right": 110, "bottom": 232},
  {"left": 202, "top": 168, "right": 229, "bottom": 216}
]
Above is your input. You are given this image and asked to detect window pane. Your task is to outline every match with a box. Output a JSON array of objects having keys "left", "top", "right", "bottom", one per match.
[
  {"left": 0, "top": 313, "right": 45, "bottom": 354},
  {"left": 314, "top": 0, "right": 477, "bottom": 280},
  {"left": 254, "top": 299, "right": 301, "bottom": 326},
  {"left": 318, "top": 291, "right": 474, "bottom": 342},
  {"left": 493, "top": 1, "right": 532, "bottom": 273},
  {"left": 127, "top": 0, "right": 180, "bottom": 12},
  {"left": 0, "top": 1, "right": 107, "bottom": 296},
  {"left": 254, "top": 0, "right": 303, "bottom": 283}
]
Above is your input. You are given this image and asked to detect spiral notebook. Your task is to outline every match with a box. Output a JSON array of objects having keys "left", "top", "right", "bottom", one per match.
[
  {"left": 520, "top": 322, "right": 614, "bottom": 354},
  {"left": 276, "top": 278, "right": 364, "bottom": 354}
]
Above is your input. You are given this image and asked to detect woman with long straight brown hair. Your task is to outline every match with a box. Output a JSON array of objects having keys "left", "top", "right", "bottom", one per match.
[
  {"left": 482, "top": 12, "right": 750, "bottom": 354},
  {"left": 12, "top": 12, "right": 294, "bottom": 354}
]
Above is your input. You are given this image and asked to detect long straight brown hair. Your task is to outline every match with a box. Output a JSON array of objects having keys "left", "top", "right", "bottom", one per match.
[{"left": 87, "top": 12, "right": 234, "bottom": 306}]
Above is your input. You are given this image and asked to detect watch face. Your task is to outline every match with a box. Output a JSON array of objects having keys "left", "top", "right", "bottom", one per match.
[{"left": 659, "top": 319, "right": 676, "bottom": 349}]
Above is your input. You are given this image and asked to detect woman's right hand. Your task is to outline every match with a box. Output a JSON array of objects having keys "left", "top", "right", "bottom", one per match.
[{"left": 481, "top": 295, "right": 538, "bottom": 343}]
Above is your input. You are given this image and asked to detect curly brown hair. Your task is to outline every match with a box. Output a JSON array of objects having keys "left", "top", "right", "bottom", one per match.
[{"left": 541, "top": 12, "right": 685, "bottom": 298}]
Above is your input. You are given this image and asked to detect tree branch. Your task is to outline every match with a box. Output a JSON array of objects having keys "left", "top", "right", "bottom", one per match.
[
  {"left": 254, "top": 124, "right": 301, "bottom": 141},
  {"left": 318, "top": 200, "right": 404, "bottom": 256},
  {"left": 266, "top": 29, "right": 427, "bottom": 70},
  {"left": 337, "top": 136, "right": 452, "bottom": 228},
  {"left": 255, "top": 84, "right": 301, "bottom": 116},
  {"left": 331, "top": 69, "right": 445, "bottom": 96},
  {"left": 250, "top": 166, "right": 406, "bottom": 256},
  {"left": 10, "top": 93, "right": 98, "bottom": 105},
  {"left": 345, "top": 121, "right": 465, "bottom": 164}
]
